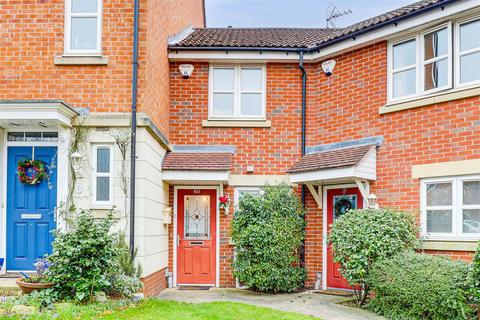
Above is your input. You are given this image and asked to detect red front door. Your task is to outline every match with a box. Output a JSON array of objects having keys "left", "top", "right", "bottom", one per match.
[
  {"left": 177, "top": 189, "right": 216, "bottom": 285},
  {"left": 326, "top": 187, "right": 363, "bottom": 289}
]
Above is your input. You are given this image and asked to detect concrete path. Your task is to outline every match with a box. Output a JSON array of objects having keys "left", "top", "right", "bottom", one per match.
[
  {"left": 158, "top": 288, "right": 383, "bottom": 320},
  {"left": 0, "top": 278, "right": 17, "bottom": 288}
]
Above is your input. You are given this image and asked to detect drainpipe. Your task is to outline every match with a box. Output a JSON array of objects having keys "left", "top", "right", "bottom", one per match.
[
  {"left": 129, "top": 0, "right": 140, "bottom": 258},
  {"left": 298, "top": 51, "right": 307, "bottom": 270}
]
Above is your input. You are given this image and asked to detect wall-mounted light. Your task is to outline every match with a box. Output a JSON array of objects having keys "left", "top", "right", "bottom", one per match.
[
  {"left": 321, "top": 59, "right": 336, "bottom": 76},
  {"left": 178, "top": 64, "right": 194, "bottom": 79},
  {"left": 70, "top": 151, "right": 83, "bottom": 176},
  {"left": 368, "top": 193, "right": 379, "bottom": 209}
]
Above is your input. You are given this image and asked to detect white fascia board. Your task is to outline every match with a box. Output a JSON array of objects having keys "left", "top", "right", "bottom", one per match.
[
  {"left": 168, "top": 0, "right": 480, "bottom": 63},
  {"left": 169, "top": 50, "right": 299, "bottom": 63},
  {"left": 162, "top": 170, "right": 229, "bottom": 184},
  {"left": 289, "top": 167, "right": 356, "bottom": 184},
  {"left": 0, "top": 102, "right": 78, "bottom": 127}
]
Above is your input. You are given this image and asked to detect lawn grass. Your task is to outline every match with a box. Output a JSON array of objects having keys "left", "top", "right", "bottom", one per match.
[
  {"left": 100, "top": 300, "right": 316, "bottom": 320},
  {"left": 0, "top": 299, "right": 317, "bottom": 320}
]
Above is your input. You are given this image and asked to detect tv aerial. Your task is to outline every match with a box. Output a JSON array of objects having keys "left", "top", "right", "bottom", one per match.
[{"left": 325, "top": 2, "right": 352, "bottom": 28}]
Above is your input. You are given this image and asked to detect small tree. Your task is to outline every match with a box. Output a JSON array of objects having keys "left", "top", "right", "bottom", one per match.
[
  {"left": 47, "top": 211, "right": 121, "bottom": 302},
  {"left": 232, "top": 184, "right": 306, "bottom": 293},
  {"left": 329, "top": 208, "right": 419, "bottom": 306}
]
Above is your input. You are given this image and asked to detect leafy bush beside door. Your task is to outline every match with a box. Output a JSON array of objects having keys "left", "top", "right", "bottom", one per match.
[
  {"left": 231, "top": 184, "right": 306, "bottom": 293},
  {"left": 328, "top": 208, "right": 419, "bottom": 305}
]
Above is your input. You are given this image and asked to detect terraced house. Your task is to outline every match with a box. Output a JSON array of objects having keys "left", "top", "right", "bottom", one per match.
[
  {"left": 167, "top": 0, "right": 480, "bottom": 290},
  {"left": 1, "top": 0, "right": 479, "bottom": 296}
]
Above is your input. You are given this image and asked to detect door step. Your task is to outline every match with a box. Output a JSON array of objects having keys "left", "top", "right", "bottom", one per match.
[
  {"left": 0, "top": 272, "right": 22, "bottom": 279},
  {"left": 312, "top": 289, "right": 353, "bottom": 297},
  {"left": 177, "top": 286, "right": 211, "bottom": 291}
]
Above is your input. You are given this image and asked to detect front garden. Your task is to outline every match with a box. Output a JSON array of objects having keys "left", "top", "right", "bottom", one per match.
[
  {"left": 2, "top": 184, "right": 479, "bottom": 320},
  {"left": 0, "top": 210, "right": 144, "bottom": 317}
]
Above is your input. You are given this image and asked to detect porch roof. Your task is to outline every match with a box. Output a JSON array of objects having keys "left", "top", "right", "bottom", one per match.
[
  {"left": 0, "top": 100, "right": 79, "bottom": 128},
  {"left": 287, "top": 144, "right": 376, "bottom": 184},
  {"left": 161, "top": 152, "right": 232, "bottom": 185}
]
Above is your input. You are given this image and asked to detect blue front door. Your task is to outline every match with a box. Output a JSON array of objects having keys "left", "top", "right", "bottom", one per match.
[{"left": 6, "top": 146, "right": 57, "bottom": 271}]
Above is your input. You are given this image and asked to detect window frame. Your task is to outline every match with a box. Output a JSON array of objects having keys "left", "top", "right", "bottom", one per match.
[
  {"left": 91, "top": 144, "right": 114, "bottom": 207},
  {"left": 421, "top": 174, "right": 480, "bottom": 241},
  {"left": 208, "top": 65, "right": 267, "bottom": 120},
  {"left": 234, "top": 187, "right": 262, "bottom": 206},
  {"left": 419, "top": 22, "right": 453, "bottom": 95},
  {"left": 388, "top": 35, "right": 420, "bottom": 102},
  {"left": 64, "top": 0, "right": 103, "bottom": 55},
  {"left": 455, "top": 15, "right": 480, "bottom": 88},
  {"left": 386, "top": 17, "right": 480, "bottom": 103}
]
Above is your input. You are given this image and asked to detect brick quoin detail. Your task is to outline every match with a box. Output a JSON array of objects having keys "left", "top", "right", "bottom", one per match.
[{"left": 169, "top": 41, "right": 480, "bottom": 288}]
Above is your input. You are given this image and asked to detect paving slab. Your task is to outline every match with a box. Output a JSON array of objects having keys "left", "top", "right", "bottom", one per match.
[{"left": 158, "top": 288, "right": 383, "bottom": 320}]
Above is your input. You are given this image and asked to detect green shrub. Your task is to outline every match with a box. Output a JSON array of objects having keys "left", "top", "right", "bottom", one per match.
[
  {"left": 232, "top": 184, "right": 306, "bottom": 293},
  {"left": 47, "top": 211, "right": 121, "bottom": 302},
  {"left": 116, "top": 232, "right": 143, "bottom": 278},
  {"left": 368, "top": 252, "right": 474, "bottom": 320},
  {"left": 106, "top": 274, "right": 143, "bottom": 298},
  {"left": 469, "top": 241, "right": 480, "bottom": 306},
  {"left": 328, "top": 208, "right": 418, "bottom": 305}
]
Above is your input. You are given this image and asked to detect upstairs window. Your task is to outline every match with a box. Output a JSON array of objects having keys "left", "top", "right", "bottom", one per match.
[
  {"left": 457, "top": 17, "right": 480, "bottom": 86},
  {"left": 65, "top": 0, "right": 102, "bottom": 54},
  {"left": 421, "top": 25, "right": 451, "bottom": 93},
  {"left": 391, "top": 39, "right": 418, "bottom": 99},
  {"left": 388, "top": 17, "right": 480, "bottom": 102},
  {"left": 209, "top": 65, "right": 266, "bottom": 120}
]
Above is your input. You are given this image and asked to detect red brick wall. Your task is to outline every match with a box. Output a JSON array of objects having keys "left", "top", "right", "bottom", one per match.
[
  {"left": 0, "top": 0, "right": 204, "bottom": 137},
  {"left": 142, "top": 267, "right": 167, "bottom": 297},
  {"left": 168, "top": 42, "right": 480, "bottom": 287},
  {"left": 312, "top": 42, "right": 480, "bottom": 211}
]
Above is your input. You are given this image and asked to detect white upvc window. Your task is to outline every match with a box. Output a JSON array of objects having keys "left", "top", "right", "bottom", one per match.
[
  {"left": 390, "top": 37, "right": 419, "bottom": 100},
  {"left": 456, "top": 16, "right": 480, "bottom": 87},
  {"left": 234, "top": 187, "right": 262, "bottom": 205},
  {"left": 389, "top": 23, "right": 453, "bottom": 102},
  {"left": 421, "top": 175, "right": 480, "bottom": 240},
  {"left": 209, "top": 65, "right": 266, "bottom": 120},
  {"left": 64, "top": 0, "right": 102, "bottom": 55},
  {"left": 420, "top": 23, "right": 452, "bottom": 94},
  {"left": 92, "top": 144, "right": 113, "bottom": 206}
]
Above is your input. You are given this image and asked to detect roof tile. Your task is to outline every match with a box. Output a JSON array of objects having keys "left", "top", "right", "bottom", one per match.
[
  {"left": 162, "top": 152, "right": 232, "bottom": 171},
  {"left": 170, "top": 0, "right": 447, "bottom": 50},
  {"left": 287, "top": 145, "right": 373, "bottom": 174}
]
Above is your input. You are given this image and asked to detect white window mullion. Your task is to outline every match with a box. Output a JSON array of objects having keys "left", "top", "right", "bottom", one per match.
[{"left": 234, "top": 66, "right": 241, "bottom": 118}]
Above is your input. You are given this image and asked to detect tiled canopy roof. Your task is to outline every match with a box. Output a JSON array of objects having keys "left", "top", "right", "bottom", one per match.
[
  {"left": 287, "top": 145, "right": 373, "bottom": 174},
  {"left": 170, "top": 0, "right": 448, "bottom": 50},
  {"left": 162, "top": 152, "right": 232, "bottom": 171}
]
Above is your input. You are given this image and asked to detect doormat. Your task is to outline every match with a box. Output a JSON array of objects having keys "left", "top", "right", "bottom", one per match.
[{"left": 178, "top": 286, "right": 211, "bottom": 291}]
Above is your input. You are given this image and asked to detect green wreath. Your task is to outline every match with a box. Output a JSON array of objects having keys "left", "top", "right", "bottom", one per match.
[{"left": 17, "top": 159, "right": 48, "bottom": 185}]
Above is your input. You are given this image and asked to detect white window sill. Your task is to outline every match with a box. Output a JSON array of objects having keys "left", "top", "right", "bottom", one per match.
[
  {"left": 421, "top": 240, "right": 478, "bottom": 251},
  {"left": 202, "top": 120, "right": 271, "bottom": 128},
  {"left": 54, "top": 55, "right": 109, "bottom": 66},
  {"left": 380, "top": 85, "right": 480, "bottom": 114}
]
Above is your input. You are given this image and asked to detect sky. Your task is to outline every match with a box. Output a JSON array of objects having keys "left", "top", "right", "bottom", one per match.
[{"left": 205, "top": 0, "right": 414, "bottom": 28}]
